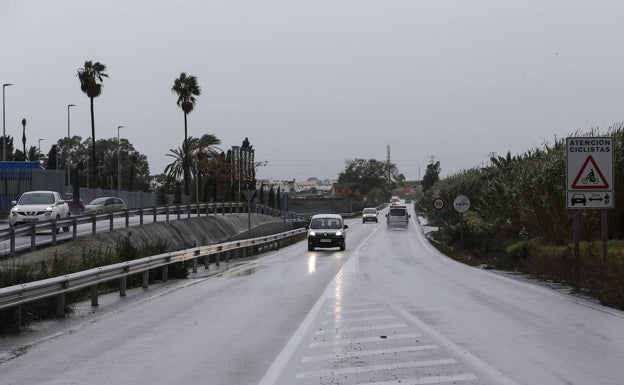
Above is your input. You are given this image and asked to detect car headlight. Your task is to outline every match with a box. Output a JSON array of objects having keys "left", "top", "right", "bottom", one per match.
[
  {"left": 335, "top": 231, "right": 343, "bottom": 236},
  {"left": 308, "top": 231, "right": 316, "bottom": 236}
]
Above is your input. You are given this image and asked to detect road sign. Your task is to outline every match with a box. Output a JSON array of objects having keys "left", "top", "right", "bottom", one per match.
[
  {"left": 432, "top": 197, "right": 445, "bottom": 210},
  {"left": 566, "top": 137, "right": 614, "bottom": 209},
  {"left": 453, "top": 195, "right": 470, "bottom": 213}
]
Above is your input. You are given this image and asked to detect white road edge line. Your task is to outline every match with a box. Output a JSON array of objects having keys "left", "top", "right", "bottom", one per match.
[{"left": 365, "top": 373, "right": 479, "bottom": 385}]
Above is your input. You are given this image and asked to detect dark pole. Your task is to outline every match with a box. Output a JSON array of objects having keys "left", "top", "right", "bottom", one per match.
[{"left": 21, "top": 118, "right": 26, "bottom": 159}]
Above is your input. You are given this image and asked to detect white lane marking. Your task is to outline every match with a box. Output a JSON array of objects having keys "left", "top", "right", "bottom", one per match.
[
  {"left": 301, "top": 344, "right": 439, "bottom": 362},
  {"left": 321, "top": 315, "right": 396, "bottom": 324},
  {"left": 295, "top": 359, "right": 458, "bottom": 379},
  {"left": 366, "top": 373, "right": 479, "bottom": 385},
  {"left": 329, "top": 301, "right": 381, "bottom": 307},
  {"left": 309, "top": 333, "right": 423, "bottom": 348},
  {"left": 326, "top": 308, "right": 386, "bottom": 315},
  {"left": 316, "top": 323, "right": 407, "bottom": 335}
]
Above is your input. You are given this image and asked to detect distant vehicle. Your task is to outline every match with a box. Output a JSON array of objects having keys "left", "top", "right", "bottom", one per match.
[
  {"left": 9, "top": 191, "right": 71, "bottom": 231},
  {"left": 362, "top": 207, "right": 379, "bottom": 223},
  {"left": 65, "top": 193, "right": 85, "bottom": 214},
  {"left": 404, "top": 198, "right": 412, "bottom": 204},
  {"left": 306, "top": 214, "right": 348, "bottom": 251},
  {"left": 571, "top": 193, "right": 586, "bottom": 206},
  {"left": 391, "top": 196, "right": 400, "bottom": 205},
  {"left": 386, "top": 205, "right": 410, "bottom": 229},
  {"left": 84, "top": 197, "right": 127, "bottom": 214}
]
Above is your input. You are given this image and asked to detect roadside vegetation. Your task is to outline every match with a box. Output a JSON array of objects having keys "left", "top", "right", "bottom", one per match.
[{"left": 419, "top": 123, "right": 624, "bottom": 310}]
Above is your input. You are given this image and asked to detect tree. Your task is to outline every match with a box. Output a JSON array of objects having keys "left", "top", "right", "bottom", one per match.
[
  {"left": 421, "top": 161, "right": 440, "bottom": 194},
  {"left": 172, "top": 72, "right": 201, "bottom": 196},
  {"left": 338, "top": 158, "right": 399, "bottom": 201},
  {"left": 77, "top": 60, "right": 108, "bottom": 188}
]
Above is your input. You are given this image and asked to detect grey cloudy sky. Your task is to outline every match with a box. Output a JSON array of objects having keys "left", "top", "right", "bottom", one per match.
[{"left": 1, "top": 0, "right": 623, "bottom": 181}]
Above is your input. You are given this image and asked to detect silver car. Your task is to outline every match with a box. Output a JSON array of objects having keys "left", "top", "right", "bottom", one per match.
[
  {"left": 84, "top": 197, "right": 127, "bottom": 214},
  {"left": 9, "top": 191, "right": 71, "bottom": 230}
]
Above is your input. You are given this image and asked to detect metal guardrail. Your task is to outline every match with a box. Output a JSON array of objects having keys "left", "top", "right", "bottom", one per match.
[
  {"left": 0, "top": 202, "right": 309, "bottom": 257},
  {"left": 0, "top": 227, "right": 308, "bottom": 316}
]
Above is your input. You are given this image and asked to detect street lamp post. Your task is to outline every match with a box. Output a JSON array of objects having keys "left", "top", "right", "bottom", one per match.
[
  {"left": 66, "top": 104, "right": 75, "bottom": 186},
  {"left": 38, "top": 138, "right": 44, "bottom": 163},
  {"left": 2, "top": 83, "right": 13, "bottom": 162},
  {"left": 117, "top": 125, "right": 124, "bottom": 192}
]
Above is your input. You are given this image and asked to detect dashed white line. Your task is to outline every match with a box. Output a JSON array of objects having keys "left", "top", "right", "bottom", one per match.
[
  {"left": 365, "top": 373, "right": 479, "bottom": 385},
  {"left": 309, "top": 333, "right": 423, "bottom": 347},
  {"left": 301, "top": 344, "right": 439, "bottom": 362},
  {"left": 316, "top": 323, "right": 407, "bottom": 335},
  {"left": 326, "top": 307, "right": 386, "bottom": 315},
  {"left": 321, "top": 315, "right": 396, "bottom": 324},
  {"left": 295, "top": 359, "right": 458, "bottom": 379}
]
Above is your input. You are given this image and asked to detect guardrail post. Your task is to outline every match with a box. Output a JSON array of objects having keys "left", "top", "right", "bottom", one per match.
[
  {"left": 196, "top": 203, "right": 200, "bottom": 218},
  {"left": 142, "top": 271, "right": 149, "bottom": 288},
  {"left": 119, "top": 276, "right": 127, "bottom": 297},
  {"left": 166, "top": 206, "right": 170, "bottom": 221},
  {"left": 125, "top": 209, "right": 130, "bottom": 228},
  {"left": 56, "top": 293, "right": 65, "bottom": 317},
  {"left": 177, "top": 205, "right": 181, "bottom": 220},
  {"left": 51, "top": 222, "right": 57, "bottom": 245},
  {"left": 92, "top": 215, "right": 97, "bottom": 235},
  {"left": 91, "top": 284, "right": 99, "bottom": 306},
  {"left": 9, "top": 227, "right": 16, "bottom": 256},
  {"left": 162, "top": 266, "right": 168, "bottom": 282},
  {"left": 109, "top": 213, "right": 114, "bottom": 232},
  {"left": 216, "top": 252, "right": 220, "bottom": 267},
  {"left": 72, "top": 217, "right": 77, "bottom": 238},
  {"left": 153, "top": 206, "right": 157, "bottom": 223},
  {"left": 30, "top": 223, "right": 37, "bottom": 251},
  {"left": 192, "top": 256, "right": 198, "bottom": 273},
  {"left": 187, "top": 203, "right": 191, "bottom": 219},
  {"left": 139, "top": 208, "right": 144, "bottom": 225}
]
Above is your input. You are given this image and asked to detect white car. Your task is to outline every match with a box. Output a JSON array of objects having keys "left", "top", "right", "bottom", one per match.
[{"left": 10, "top": 191, "right": 71, "bottom": 231}]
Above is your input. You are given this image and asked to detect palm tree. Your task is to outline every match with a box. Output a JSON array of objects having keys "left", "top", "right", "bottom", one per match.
[
  {"left": 171, "top": 72, "right": 201, "bottom": 196},
  {"left": 77, "top": 60, "right": 108, "bottom": 188}
]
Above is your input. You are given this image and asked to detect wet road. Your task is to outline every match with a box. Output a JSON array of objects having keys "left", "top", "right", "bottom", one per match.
[{"left": 1, "top": 206, "right": 624, "bottom": 385}]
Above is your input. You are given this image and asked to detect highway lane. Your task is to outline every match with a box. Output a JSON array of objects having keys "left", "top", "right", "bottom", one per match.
[{"left": 1, "top": 206, "right": 623, "bottom": 385}]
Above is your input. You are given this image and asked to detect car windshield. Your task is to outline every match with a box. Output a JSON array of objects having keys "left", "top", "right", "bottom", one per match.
[
  {"left": 88, "top": 198, "right": 107, "bottom": 205},
  {"left": 19, "top": 193, "right": 55, "bottom": 205},
  {"left": 363, "top": 208, "right": 376, "bottom": 214},
  {"left": 310, "top": 218, "right": 341, "bottom": 229}
]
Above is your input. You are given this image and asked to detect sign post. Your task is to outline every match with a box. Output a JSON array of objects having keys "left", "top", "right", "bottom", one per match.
[{"left": 566, "top": 137, "right": 614, "bottom": 285}]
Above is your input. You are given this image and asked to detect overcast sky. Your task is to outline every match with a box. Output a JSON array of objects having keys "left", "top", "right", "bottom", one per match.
[{"left": 1, "top": 0, "right": 623, "bottom": 181}]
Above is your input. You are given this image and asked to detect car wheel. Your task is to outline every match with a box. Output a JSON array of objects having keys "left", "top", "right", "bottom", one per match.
[
  {"left": 55, "top": 215, "right": 61, "bottom": 233},
  {"left": 308, "top": 244, "right": 314, "bottom": 251},
  {"left": 340, "top": 242, "right": 346, "bottom": 251}
]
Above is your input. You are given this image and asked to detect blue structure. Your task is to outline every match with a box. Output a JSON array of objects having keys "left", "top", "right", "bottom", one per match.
[{"left": 0, "top": 161, "right": 42, "bottom": 212}]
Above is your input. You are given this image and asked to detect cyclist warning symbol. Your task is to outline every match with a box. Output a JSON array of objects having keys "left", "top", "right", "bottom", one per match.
[
  {"left": 571, "top": 156, "right": 609, "bottom": 189},
  {"left": 566, "top": 137, "right": 614, "bottom": 209}
]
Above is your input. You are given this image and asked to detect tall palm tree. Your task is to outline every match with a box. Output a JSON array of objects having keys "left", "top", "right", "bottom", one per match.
[
  {"left": 77, "top": 60, "right": 108, "bottom": 188},
  {"left": 171, "top": 72, "right": 201, "bottom": 196}
]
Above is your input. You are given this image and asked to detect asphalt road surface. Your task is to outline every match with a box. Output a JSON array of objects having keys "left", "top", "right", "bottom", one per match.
[{"left": 1, "top": 206, "right": 623, "bottom": 385}]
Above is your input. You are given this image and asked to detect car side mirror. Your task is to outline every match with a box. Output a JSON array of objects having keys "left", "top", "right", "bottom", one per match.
[
  {"left": 305, "top": 225, "right": 309, "bottom": 230},
  {"left": 11, "top": 200, "right": 16, "bottom": 206},
  {"left": 385, "top": 214, "right": 388, "bottom": 217},
  {"left": 343, "top": 224, "right": 349, "bottom": 229}
]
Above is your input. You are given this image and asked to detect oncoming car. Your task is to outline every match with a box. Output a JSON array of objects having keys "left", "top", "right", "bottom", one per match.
[
  {"left": 84, "top": 197, "right": 127, "bottom": 214},
  {"left": 362, "top": 207, "right": 379, "bottom": 223},
  {"left": 9, "top": 191, "right": 71, "bottom": 230},
  {"left": 306, "top": 214, "right": 348, "bottom": 251}
]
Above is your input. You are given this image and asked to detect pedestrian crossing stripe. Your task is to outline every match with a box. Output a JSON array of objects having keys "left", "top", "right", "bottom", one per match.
[{"left": 571, "top": 155, "right": 609, "bottom": 189}]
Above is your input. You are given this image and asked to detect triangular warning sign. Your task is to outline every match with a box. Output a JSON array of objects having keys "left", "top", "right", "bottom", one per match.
[{"left": 571, "top": 155, "right": 609, "bottom": 189}]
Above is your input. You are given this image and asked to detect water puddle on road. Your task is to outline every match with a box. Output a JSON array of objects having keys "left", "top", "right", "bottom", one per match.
[{"left": 227, "top": 267, "right": 256, "bottom": 278}]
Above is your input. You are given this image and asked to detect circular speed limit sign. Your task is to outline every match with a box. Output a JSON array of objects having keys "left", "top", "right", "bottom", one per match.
[{"left": 432, "top": 197, "right": 445, "bottom": 210}]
